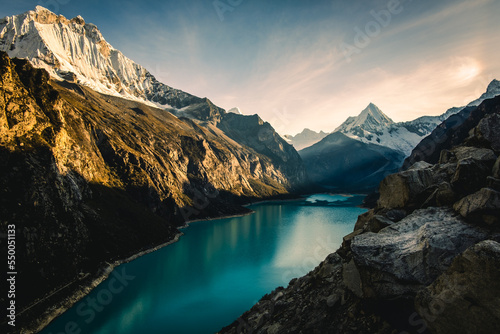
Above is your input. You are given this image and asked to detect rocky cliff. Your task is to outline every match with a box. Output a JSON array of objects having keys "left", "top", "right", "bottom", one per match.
[
  {"left": 0, "top": 52, "right": 305, "bottom": 333},
  {"left": 219, "top": 97, "right": 500, "bottom": 333}
]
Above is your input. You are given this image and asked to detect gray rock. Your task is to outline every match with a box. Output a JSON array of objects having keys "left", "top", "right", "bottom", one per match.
[
  {"left": 494, "top": 155, "right": 500, "bottom": 178},
  {"left": 448, "top": 146, "right": 497, "bottom": 163},
  {"left": 453, "top": 187, "right": 500, "bottom": 225},
  {"left": 415, "top": 240, "right": 500, "bottom": 334},
  {"left": 488, "top": 176, "right": 500, "bottom": 191},
  {"left": 422, "top": 182, "right": 457, "bottom": 207},
  {"left": 451, "top": 157, "right": 496, "bottom": 195},
  {"left": 385, "top": 209, "right": 407, "bottom": 222},
  {"left": 408, "top": 161, "right": 433, "bottom": 170},
  {"left": 342, "top": 259, "right": 363, "bottom": 298},
  {"left": 351, "top": 208, "right": 488, "bottom": 299},
  {"left": 473, "top": 113, "right": 500, "bottom": 152}
]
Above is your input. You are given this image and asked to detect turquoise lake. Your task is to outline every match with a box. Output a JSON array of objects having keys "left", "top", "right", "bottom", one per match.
[{"left": 42, "top": 194, "right": 367, "bottom": 334}]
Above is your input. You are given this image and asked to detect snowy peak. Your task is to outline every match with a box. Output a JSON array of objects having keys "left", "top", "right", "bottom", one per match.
[
  {"left": 0, "top": 6, "right": 199, "bottom": 110},
  {"left": 468, "top": 79, "right": 500, "bottom": 107},
  {"left": 284, "top": 128, "right": 329, "bottom": 151},
  {"left": 335, "top": 103, "right": 394, "bottom": 135}
]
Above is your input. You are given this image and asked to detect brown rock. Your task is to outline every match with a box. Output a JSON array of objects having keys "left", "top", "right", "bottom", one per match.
[
  {"left": 453, "top": 188, "right": 500, "bottom": 225},
  {"left": 378, "top": 166, "right": 434, "bottom": 209},
  {"left": 415, "top": 240, "right": 500, "bottom": 334}
]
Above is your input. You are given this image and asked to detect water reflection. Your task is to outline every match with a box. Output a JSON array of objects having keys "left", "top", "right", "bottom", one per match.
[{"left": 42, "top": 194, "right": 366, "bottom": 334}]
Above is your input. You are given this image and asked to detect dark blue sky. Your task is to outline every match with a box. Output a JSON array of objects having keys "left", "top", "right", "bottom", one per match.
[{"left": 1, "top": 0, "right": 499, "bottom": 134}]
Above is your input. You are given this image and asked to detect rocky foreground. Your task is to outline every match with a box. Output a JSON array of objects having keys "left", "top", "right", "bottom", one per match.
[{"left": 219, "top": 96, "right": 500, "bottom": 333}]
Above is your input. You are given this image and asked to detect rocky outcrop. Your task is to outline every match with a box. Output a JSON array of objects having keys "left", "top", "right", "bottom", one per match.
[
  {"left": 219, "top": 96, "right": 500, "bottom": 334},
  {"left": 0, "top": 52, "right": 306, "bottom": 332},
  {"left": 415, "top": 240, "right": 500, "bottom": 334},
  {"left": 403, "top": 95, "right": 500, "bottom": 169}
]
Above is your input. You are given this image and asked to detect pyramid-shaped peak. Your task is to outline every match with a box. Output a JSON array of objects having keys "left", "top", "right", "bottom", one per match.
[{"left": 358, "top": 103, "right": 394, "bottom": 124}]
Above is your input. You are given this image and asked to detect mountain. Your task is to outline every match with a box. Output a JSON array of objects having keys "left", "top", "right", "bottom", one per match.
[
  {"left": 335, "top": 103, "right": 450, "bottom": 156},
  {"left": 0, "top": 6, "right": 308, "bottom": 332},
  {"left": 0, "top": 6, "right": 199, "bottom": 110},
  {"left": 220, "top": 95, "right": 500, "bottom": 334},
  {"left": 0, "top": 51, "right": 307, "bottom": 333},
  {"left": 468, "top": 79, "right": 500, "bottom": 107},
  {"left": 403, "top": 95, "right": 500, "bottom": 169},
  {"left": 334, "top": 83, "right": 500, "bottom": 157},
  {"left": 299, "top": 132, "right": 405, "bottom": 191},
  {"left": 0, "top": 6, "right": 306, "bottom": 188},
  {"left": 284, "top": 128, "right": 329, "bottom": 150}
]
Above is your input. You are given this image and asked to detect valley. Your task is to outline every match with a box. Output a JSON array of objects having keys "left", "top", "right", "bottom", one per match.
[{"left": 0, "top": 4, "right": 499, "bottom": 334}]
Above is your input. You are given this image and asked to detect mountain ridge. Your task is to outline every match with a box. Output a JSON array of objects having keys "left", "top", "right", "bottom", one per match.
[{"left": 0, "top": 6, "right": 202, "bottom": 111}]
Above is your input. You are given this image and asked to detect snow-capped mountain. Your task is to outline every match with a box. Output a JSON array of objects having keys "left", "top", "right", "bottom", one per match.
[
  {"left": 335, "top": 103, "right": 394, "bottom": 135},
  {"left": 467, "top": 79, "right": 500, "bottom": 107},
  {"left": 0, "top": 6, "right": 198, "bottom": 110},
  {"left": 284, "top": 128, "right": 329, "bottom": 151},
  {"left": 333, "top": 80, "right": 500, "bottom": 156},
  {"left": 334, "top": 103, "right": 423, "bottom": 155}
]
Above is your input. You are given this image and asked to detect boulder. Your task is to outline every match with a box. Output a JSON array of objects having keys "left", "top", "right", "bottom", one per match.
[
  {"left": 378, "top": 166, "right": 434, "bottom": 209},
  {"left": 494, "top": 155, "right": 500, "bottom": 178},
  {"left": 415, "top": 240, "right": 500, "bottom": 334},
  {"left": 488, "top": 176, "right": 500, "bottom": 191},
  {"left": 351, "top": 208, "right": 488, "bottom": 299},
  {"left": 354, "top": 210, "right": 374, "bottom": 231},
  {"left": 472, "top": 113, "right": 500, "bottom": 152},
  {"left": 422, "top": 182, "right": 457, "bottom": 207},
  {"left": 353, "top": 209, "right": 396, "bottom": 233},
  {"left": 453, "top": 187, "right": 500, "bottom": 225},
  {"left": 447, "top": 146, "right": 496, "bottom": 163},
  {"left": 451, "top": 157, "right": 496, "bottom": 196}
]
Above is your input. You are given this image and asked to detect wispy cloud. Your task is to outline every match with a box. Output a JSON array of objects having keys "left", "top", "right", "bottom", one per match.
[{"left": 20, "top": 0, "right": 498, "bottom": 135}]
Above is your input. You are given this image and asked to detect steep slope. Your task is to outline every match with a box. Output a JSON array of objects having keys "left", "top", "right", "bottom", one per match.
[
  {"left": 219, "top": 94, "right": 500, "bottom": 334},
  {"left": 403, "top": 95, "right": 500, "bottom": 169},
  {"left": 0, "top": 52, "right": 303, "bottom": 332},
  {"left": 284, "top": 128, "right": 329, "bottom": 151},
  {"left": 335, "top": 103, "right": 394, "bottom": 134},
  {"left": 0, "top": 6, "right": 198, "bottom": 109},
  {"left": 299, "top": 132, "right": 405, "bottom": 191},
  {"left": 0, "top": 6, "right": 307, "bottom": 190}
]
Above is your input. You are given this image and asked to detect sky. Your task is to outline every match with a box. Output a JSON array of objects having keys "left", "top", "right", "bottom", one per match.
[{"left": 1, "top": 0, "right": 500, "bottom": 135}]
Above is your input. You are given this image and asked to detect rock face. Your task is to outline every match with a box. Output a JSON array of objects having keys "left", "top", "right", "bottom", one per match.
[
  {"left": 403, "top": 95, "right": 500, "bottom": 169},
  {"left": 0, "top": 52, "right": 306, "bottom": 332},
  {"left": 219, "top": 95, "right": 500, "bottom": 334},
  {"left": 415, "top": 240, "right": 500, "bottom": 334},
  {"left": 352, "top": 208, "right": 488, "bottom": 299}
]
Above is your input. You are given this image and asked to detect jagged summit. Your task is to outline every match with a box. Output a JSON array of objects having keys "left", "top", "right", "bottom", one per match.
[
  {"left": 0, "top": 6, "right": 200, "bottom": 110},
  {"left": 468, "top": 79, "right": 500, "bottom": 107},
  {"left": 335, "top": 102, "right": 394, "bottom": 136},
  {"left": 30, "top": 5, "right": 85, "bottom": 25}
]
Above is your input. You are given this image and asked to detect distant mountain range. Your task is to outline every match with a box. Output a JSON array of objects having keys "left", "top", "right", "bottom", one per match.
[
  {"left": 298, "top": 81, "right": 500, "bottom": 191},
  {"left": 284, "top": 128, "right": 329, "bottom": 151},
  {"left": 291, "top": 80, "right": 500, "bottom": 157}
]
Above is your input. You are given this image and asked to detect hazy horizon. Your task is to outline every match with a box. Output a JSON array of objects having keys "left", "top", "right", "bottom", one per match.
[{"left": 1, "top": 0, "right": 499, "bottom": 135}]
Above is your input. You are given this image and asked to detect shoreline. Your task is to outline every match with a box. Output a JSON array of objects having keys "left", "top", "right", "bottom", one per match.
[
  {"left": 27, "top": 233, "right": 183, "bottom": 334},
  {"left": 28, "top": 206, "right": 262, "bottom": 333},
  {"left": 27, "top": 192, "right": 366, "bottom": 333}
]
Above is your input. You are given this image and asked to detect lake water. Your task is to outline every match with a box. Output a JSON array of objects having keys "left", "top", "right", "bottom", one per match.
[{"left": 42, "top": 194, "right": 366, "bottom": 334}]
